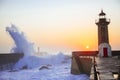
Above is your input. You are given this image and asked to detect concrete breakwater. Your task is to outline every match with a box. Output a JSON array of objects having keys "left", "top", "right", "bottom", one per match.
[{"left": 0, "top": 53, "right": 23, "bottom": 71}]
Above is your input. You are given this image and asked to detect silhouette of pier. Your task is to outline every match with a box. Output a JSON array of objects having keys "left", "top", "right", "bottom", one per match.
[{"left": 71, "top": 51, "right": 120, "bottom": 80}]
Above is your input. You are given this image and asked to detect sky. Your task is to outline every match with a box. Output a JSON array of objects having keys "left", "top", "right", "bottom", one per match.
[{"left": 0, "top": 0, "right": 120, "bottom": 54}]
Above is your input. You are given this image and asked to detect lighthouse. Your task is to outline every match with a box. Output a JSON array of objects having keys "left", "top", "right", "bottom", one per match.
[{"left": 96, "top": 10, "right": 112, "bottom": 57}]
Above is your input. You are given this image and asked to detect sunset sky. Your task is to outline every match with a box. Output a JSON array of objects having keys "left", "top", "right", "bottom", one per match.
[{"left": 0, "top": 0, "right": 120, "bottom": 54}]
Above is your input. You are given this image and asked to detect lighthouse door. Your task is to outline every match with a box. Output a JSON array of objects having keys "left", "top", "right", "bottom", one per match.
[{"left": 103, "top": 48, "right": 108, "bottom": 57}]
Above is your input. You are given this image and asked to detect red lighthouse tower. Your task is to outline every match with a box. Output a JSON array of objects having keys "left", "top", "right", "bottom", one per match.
[{"left": 96, "top": 10, "right": 111, "bottom": 57}]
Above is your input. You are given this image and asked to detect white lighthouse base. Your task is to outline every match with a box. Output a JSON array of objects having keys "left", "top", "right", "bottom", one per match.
[{"left": 98, "top": 43, "right": 112, "bottom": 57}]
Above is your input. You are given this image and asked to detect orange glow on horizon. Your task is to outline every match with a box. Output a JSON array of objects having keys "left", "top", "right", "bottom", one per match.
[{"left": 63, "top": 36, "right": 98, "bottom": 51}]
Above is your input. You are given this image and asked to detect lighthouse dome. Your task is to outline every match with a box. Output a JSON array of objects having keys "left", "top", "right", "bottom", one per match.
[{"left": 99, "top": 10, "right": 106, "bottom": 16}]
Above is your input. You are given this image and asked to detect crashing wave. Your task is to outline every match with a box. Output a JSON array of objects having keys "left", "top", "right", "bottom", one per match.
[{"left": 6, "top": 24, "right": 35, "bottom": 56}]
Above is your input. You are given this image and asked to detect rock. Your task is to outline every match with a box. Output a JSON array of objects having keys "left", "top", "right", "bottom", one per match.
[
  {"left": 39, "top": 65, "right": 49, "bottom": 70},
  {"left": 21, "top": 65, "right": 28, "bottom": 70}
]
